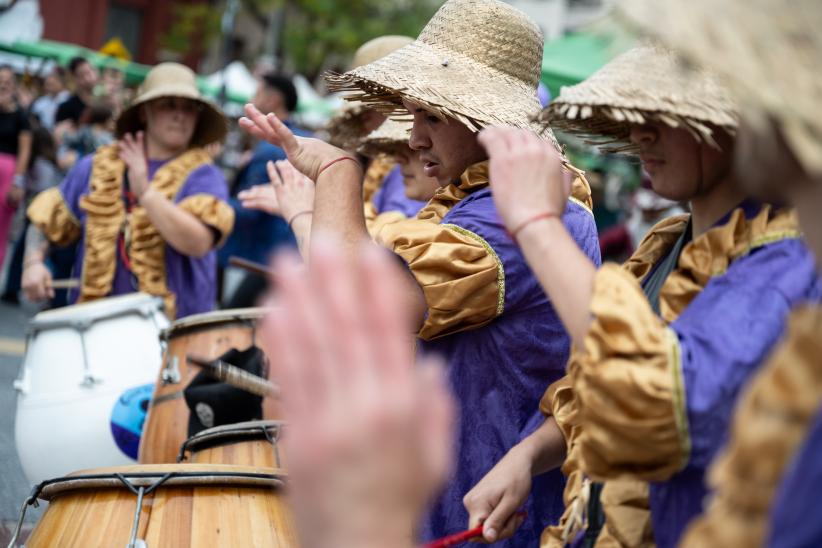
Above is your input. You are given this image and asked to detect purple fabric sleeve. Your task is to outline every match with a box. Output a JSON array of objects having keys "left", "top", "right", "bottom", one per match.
[
  {"left": 372, "top": 165, "right": 428, "bottom": 218},
  {"left": 58, "top": 153, "right": 95, "bottom": 219}
]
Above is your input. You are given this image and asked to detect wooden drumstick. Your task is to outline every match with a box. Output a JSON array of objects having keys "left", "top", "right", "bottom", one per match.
[
  {"left": 228, "top": 256, "right": 275, "bottom": 279},
  {"left": 50, "top": 278, "right": 80, "bottom": 289},
  {"left": 186, "top": 355, "right": 280, "bottom": 398}
]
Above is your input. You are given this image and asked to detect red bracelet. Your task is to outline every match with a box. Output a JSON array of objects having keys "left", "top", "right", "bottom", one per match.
[
  {"left": 287, "top": 210, "right": 313, "bottom": 230},
  {"left": 510, "top": 211, "right": 560, "bottom": 241},
  {"left": 317, "top": 156, "right": 360, "bottom": 178}
]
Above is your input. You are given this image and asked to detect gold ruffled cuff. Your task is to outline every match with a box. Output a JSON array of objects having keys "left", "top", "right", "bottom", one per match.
[
  {"left": 178, "top": 194, "right": 236, "bottom": 248},
  {"left": 367, "top": 210, "right": 407, "bottom": 237},
  {"left": 374, "top": 219, "right": 502, "bottom": 340},
  {"left": 573, "top": 263, "right": 689, "bottom": 482},
  {"left": 681, "top": 307, "right": 822, "bottom": 548},
  {"left": 27, "top": 187, "right": 82, "bottom": 247}
]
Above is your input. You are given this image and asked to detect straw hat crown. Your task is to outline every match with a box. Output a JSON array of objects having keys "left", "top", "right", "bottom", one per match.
[
  {"left": 352, "top": 36, "right": 415, "bottom": 69},
  {"left": 618, "top": 0, "right": 822, "bottom": 177},
  {"left": 326, "top": 0, "right": 561, "bottom": 153},
  {"left": 359, "top": 118, "right": 412, "bottom": 157},
  {"left": 116, "top": 62, "right": 227, "bottom": 147},
  {"left": 543, "top": 45, "right": 737, "bottom": 151},
  {"left": 415, "top": 0, "right": 543, "bottom": 89}
]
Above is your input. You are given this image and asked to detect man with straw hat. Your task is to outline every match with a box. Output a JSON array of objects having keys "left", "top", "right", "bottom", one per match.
[
  {"left": 23, "top": 62, "right": 234, "bottom": 319},
  {"left": 240, "top": 0, "right": 599, "bottom": 543},
  {"left": 462, "top": 44, "right": 820, "bottom": 547},
  {"left": 615, "top": 1, "right": 822, "bottom": 547}
]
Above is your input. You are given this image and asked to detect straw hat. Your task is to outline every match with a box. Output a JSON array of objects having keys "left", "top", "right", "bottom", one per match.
[
  {"left": 326, "top": 0, "right": 562, "bottom": 153},
  {"left": 358, "top": 118, "right": 412, "bottom": 157},
  {"left": 541, "top": 45, "right": 737, "bottom": 152},
  {"left": 325, "top": 35, "right": 414, "bottom": 149},
  {"left": 617, "top": 0, "right": 822, "bottom": 177},
  {"left": 116, "top": 62, "right": 228, "bottom": 147}
]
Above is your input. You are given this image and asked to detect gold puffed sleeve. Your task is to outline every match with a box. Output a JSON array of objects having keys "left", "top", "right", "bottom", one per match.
[
  {"left": 572, "top": 263, "right": 688, "bottom": 482},
  {"left": 374, "top": 218, "right": 502, "bottom": 341},
  {"left": 178, "top": 194, "right": 236, "bottom": 248},
  {"left": 367, "top": 210, "right": 407, "bottom": 237},
  {"left": 680, "top": 307, "right": 822, "bottom": 548},
  {"left": 27, "top": 187, "right": 82, "bottom": 247}
]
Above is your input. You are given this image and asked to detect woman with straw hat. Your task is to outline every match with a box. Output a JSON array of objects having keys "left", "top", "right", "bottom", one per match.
[
  {"left": 23, "top": 62, "right": 234, "bottom": 319},
  {"left": 463, "top": 44, "right": 820, "bottom": 547},
  {"left": 615, "top": 1, "right": 822, "bottom": 547},
  {"left": 240, "top": 0, "right": 599, "bottom": 543}
]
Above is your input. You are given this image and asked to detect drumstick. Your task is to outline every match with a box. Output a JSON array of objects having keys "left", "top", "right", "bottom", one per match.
[
  {"left": 187, "top": 354, "right": 280, "bottom": 398},
  {"left": 229, "top": 256, "right": 275, "bottom": 279},
  {"left": 50, "top": 278, "right": 80, "bottom": 289},
  {"left": 424, "top": 512, "right": 527, "bottom": 548}
]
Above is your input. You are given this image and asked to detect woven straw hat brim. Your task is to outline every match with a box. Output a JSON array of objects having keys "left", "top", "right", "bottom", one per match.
[
  {"left": 327, "top": 40, "right": 563, "bottom": 154},
  {"left": 541, "top": 45, "right": 737, "bottom": 153},
  {"left": 618, "top": 0, "right": 822, "bottom": 176},
  {"left": 116, "top": 85, "right": 228, "bottom": 147},
  {"left": 358, "top": 118, "right": 412, "bottom": 157}
]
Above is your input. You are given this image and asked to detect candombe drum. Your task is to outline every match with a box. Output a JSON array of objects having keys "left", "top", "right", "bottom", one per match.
[
  {"left": 7, "top": 464, "right": 297, "bottom": 547},
  {"left": 177, "top": 420, "right": 286, "bottom": 468},
  {"left": 14, "top": 294, "right": 168, "bottom": 484},
  {"left": 140, "top": 308, "right": 280, "bottom": 464}
]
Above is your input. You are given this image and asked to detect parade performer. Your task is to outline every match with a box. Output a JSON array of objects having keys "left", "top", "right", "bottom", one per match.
[
  {"left": 23, "top": 62, "right": 234, "bottom": 319},
  {"left": 616, "top": 1, "right": 822, "bottom": 546},
  {"left": 241, "top": 0, "right": 600, "bottom": 543},
  {"left": 464, "top": 45, "right": 820, "bottom": 547}
]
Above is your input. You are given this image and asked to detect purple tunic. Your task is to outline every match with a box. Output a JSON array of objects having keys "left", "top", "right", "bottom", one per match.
[
  {"left": 646, "top": 206, "right": 821, "bottom": 547},
  {"left": 58, "top": 154, "right": 229, "bottom": 318},
  {"left": 372, "top": 165, "right": 427, "bottom": 218},
  {"left": 418, "top": 187, "right": 601, "bottom": 546},
  {"left": 768, "top": 403, "right": 822, "bottom": 548}
]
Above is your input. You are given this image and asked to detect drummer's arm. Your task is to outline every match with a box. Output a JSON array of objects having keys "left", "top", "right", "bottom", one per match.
[
  {"left": 139, "top": 189, "right": 216, "bottom": 257},
  {"left": 21, "top": 225, "right": 55, "bottom": 301}
]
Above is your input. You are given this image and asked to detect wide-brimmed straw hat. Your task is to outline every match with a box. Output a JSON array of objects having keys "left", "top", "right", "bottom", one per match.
[
  {"left": 618, "top": 0, "right": 822, "bottom": 177},
  {"left": 116, "top": 62, "right": 228, "bottom": 146},
  {"left": 541, "top": 45, "right": 737, "bottom": 152},
  {"left": 326, "top": 0, "right": 562, "bottom": 153},
  {"left": 358, "top": 118, "right": 412, "bottom": 157},
  {"left": 325, "top": 35, "right": 414, "bottom": 149}
]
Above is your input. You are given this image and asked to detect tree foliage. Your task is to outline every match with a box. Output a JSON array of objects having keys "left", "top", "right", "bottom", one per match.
[{"left": 161, "top": 0, "right": 441, "bottom": 78}]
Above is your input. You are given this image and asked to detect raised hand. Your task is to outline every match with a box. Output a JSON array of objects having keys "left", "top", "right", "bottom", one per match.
[
  {"left": 477, "top": 127, "right": 571, "bottom": 232},
  {"left": 118, "top": 131, "right": 150, "bottom": 198},
  {"left": 268, "top": 160, "right": 316, "bottom": 224},
  {"left": 238, "top": 184, "right": 282, "bottom": 216},
  {"left": 239, "top": 104, "right": 349, "bottom": 182},
  {"left": 261, "top": 236, "right": 455, "bottom": 548}
]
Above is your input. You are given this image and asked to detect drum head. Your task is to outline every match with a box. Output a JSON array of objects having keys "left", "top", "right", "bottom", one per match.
[
  {"left": 161, "top": 308, "right": 269, "bottom": 340},
  {"left": 36, "top": 464, "right": 287, "bottom": 501},
  {"left": 29, "top": 293, "right": 166, "bottom": 331},
  {"left": 178, "top": 420, "right": 284, "bottom": 461}
]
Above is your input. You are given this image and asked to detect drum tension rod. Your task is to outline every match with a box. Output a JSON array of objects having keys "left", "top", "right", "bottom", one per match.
[{"left": 115, "top": 472, "right": 175, "bottom": 548}]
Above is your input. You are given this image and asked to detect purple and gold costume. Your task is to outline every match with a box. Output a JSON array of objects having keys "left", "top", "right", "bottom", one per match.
[
  {"left": 27, "top": 145, "right": 233, "bottom": 318},
  {"left": 542, "top": 202, "right": 820, "bottom": 548},
  {"left": 373, "top": 165, "right": 428, "bottom": 217},
  {"left": 373, "top": 162, "right": 601, "bottom": 546}
]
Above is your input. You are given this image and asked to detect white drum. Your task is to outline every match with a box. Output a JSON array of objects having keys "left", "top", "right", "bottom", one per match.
[{"left": 14, "top": 293, "right": 169, "bottom": 484}]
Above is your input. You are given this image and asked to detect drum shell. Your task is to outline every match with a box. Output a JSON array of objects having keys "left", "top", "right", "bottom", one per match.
[
  {"left": 15, "top": 294, "right": 168, "bottom": 483},
  {"left": 181, "top": 420, "right": 286, "bottom": 468},
  {"left": 24, "top": 464, "right": 298, "bottom": 547},
  {"left": 140, "top": 308, "right": 280, "bottom": 464}
]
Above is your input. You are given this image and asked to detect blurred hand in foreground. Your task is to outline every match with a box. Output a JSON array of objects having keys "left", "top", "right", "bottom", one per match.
[{"left": 261, "top": 235, "right": 456, "bottom": 548}]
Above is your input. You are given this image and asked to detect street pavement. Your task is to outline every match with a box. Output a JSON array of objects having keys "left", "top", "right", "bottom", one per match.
[{"left": 0, "top": 300, "right": 44, "bottom": 541}]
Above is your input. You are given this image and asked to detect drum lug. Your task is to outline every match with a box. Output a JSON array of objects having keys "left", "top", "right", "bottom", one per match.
[
  {"left": 12, "top": 377, "right": 28, "bottom": 394},
  {"left": 161, "top": 356, "right": 181, "bottom": 385},
  {"left": 80, "top": 374, "right": 103, "bottom": 388}
]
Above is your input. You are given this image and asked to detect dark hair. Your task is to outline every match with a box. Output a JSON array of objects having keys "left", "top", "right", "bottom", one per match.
[
  {"left": 79, "top": 99, "right": 114, "bottom": 126},
  {"left": 261, "top": 72, "right": 299, "bottom": 113},
  {"left": 30, "top": 122, "right": 57, "bottom": 167},
  {"left": 68, "top": 56, "right": 90, "bottom": 75},
  {"left": 50, "top": 66, "right": 67, "bottom": 82}
]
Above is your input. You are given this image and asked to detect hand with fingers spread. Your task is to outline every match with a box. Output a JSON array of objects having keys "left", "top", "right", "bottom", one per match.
[
  {"left": 261, "top": 236, "right": 456, "bottom": 548},
  {"left": 117, "top": 132, "right": 150, "bottom": 198},
  {"left": 267, "top": 160, "right": 316, "bottom": 224},
  {"left": 238, "top": 183, "right": 282, "bottom": 216},
  {"left": 477, "top": 127, "right": 571, "bottom": 232},
  {"left": 239, "top": 104, "right": 354, "bottom": 182}
]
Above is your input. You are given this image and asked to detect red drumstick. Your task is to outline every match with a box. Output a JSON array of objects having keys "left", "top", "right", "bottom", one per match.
[{"left": 425, "top": 511, "right": 527, "bottom": 548}]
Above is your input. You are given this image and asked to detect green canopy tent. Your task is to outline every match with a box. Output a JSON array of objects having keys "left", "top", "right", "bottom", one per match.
[{"left": 540, "top": 31, "right": 631, "bottom": 100}]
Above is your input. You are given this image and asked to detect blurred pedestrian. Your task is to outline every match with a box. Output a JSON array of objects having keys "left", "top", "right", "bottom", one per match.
[
  {"left": 57, "top": 98, "right": 115, "bottom": 170},
  {"left": 30, "top": 67, "right": 69, "bottom": 131},
  {"left": 54, "top": 57, "right": 98, "bottom": 140}
]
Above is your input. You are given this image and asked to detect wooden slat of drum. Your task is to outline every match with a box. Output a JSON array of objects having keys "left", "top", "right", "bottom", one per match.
[
  {"left": 268, "top": 490, "right": 300, "bottom": 546},
  {"left": 143, "top": 487, "right": 193, "bottom": 547}
]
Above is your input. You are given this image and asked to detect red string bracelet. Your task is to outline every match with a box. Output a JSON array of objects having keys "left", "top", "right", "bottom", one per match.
[
  {"left": 287, "top": 210, "right": 313, "bottom": 230},
  {"left": 317, "top": 156, "right": 360, "bottom": 178},
  {"left": 510, "top": 211, "right": 560, "bottom": 242}
]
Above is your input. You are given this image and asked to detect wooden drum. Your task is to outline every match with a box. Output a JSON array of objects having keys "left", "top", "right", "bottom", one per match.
[
  {"left": 19, "top": 464, "right": 297, "bottom": 547},
  {"left": 178, "top": 420, "right": 285, "bottom": 468},
  {"left": 139, "top": 308, "right": 279, "bottom": 464}
]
